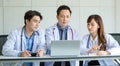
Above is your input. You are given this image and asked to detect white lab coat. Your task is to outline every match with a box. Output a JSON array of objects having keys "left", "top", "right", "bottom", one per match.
[
  {"left": 2, "top": 27, "right": 46, "bottom": 66},
  {"left": 80, "top": 33, "right": 120, "bottom": 66},
  {"left": 45, "top": 24, "right": 79, "bottom": 66}
]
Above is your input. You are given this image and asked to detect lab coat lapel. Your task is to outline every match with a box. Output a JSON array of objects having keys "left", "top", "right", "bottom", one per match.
[
  {"left": 67, "top": 27, "right": 72, "bottom": 40},
  {"left": 21, "top": 34, "right": 27, "bottom": 51},
  {"left": 54, "top": 25, "right": 60, "bottom": 40}
]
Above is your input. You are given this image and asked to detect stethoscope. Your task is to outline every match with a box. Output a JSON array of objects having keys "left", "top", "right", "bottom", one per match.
[
  {"left": 20, "top": 26, "right": 39, "bottom": 51},
  {"left": 52, "top": 26, "right": 73, "bottom": 40},
  {"left": 87, "top": 35, "right": 90, "bottom": 48}
]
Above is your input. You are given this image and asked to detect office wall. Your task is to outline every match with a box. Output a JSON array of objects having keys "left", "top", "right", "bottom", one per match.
[
  {"left": 79, "top": 0, "right": 115, "bottom": 37},
  {"left": 0, "top": 7, "right": 3, "bottom": 35},
  {"left": 116, "top": 0, "right": 120, "bottom": 33},
  {"left": 0, "top": 0, "right": 117, "bottom": 39},
  {"left": 0, "top": 0, "right": 3, "bottom": 35}
]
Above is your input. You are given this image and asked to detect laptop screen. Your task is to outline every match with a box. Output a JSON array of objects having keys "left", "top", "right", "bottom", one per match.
[{"left": 50, "top": 40, "right": 80, "bottom": 57}]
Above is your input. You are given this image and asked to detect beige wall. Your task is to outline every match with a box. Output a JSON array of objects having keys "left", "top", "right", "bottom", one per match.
[
  {"left": 0, "top": 0, "right": 118, "bottom": 39},
  {"left": 116, "top": 0, "right": 120, "bottom": 33}
]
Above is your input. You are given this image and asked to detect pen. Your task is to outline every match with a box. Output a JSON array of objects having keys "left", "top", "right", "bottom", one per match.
[{"left": 99, "top": 43, "right": 102, "bottom": 48}]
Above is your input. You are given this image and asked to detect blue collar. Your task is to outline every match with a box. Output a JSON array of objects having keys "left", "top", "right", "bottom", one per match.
[
  {"left": 57, "top": 23, "right": 68, "bottom": 30},
  {"left": 23, "top": 27, "right": 38, "bottom": 38}
]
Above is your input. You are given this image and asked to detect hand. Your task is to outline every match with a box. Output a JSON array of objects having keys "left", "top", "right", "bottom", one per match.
[
  {"left": 89, "top": 45, "right": 100, "bottom": 53},
  {"left": 97, "top": 51, "right": 110, "bottom": 55},
  {"left": 37, "top": 50, "right": 44, "bottom": 57},
  {"left": 21, "top": 50, "right": 31, "bottom": 57}
]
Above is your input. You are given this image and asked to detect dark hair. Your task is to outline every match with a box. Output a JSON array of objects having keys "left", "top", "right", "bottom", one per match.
[
  {"left": 24, "top": 10, "right": 43, "bottom": 24},
  {"left": 57, "top": 5, "right": 72, "bottom": 16},
  {"left": 87, "top": 14, "right": 106, "bottom": 50}
]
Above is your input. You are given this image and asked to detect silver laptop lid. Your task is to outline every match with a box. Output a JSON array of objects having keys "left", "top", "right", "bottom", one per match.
[{"left": 50, "top": 40, "right": 80, "bottom": 57}]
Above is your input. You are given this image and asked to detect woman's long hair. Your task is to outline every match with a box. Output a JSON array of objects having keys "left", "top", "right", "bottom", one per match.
[{"left": 87, "top": 14, "right": 106, "bottom": 50}]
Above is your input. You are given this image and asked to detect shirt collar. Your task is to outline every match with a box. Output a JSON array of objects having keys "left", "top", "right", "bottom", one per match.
[
  {"left": 89, "top": 34, "right": 98, "bottom": 46},
  {"left": 23, "top": 27, "right": 37, "bottom": 39},
  {"left": 57, "top": 23, "right": 68, "bottom": 30},
  {"left": 90, "top": 34, "right": 98, "bottom": 42}
]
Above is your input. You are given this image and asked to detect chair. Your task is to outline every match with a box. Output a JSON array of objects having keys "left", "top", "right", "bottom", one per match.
[
  {"left": 109, "top": 33, "right": 120, "bottom": 65},
  {"left": 0, "top": 35, "right": 8, "bottom": 55},
  {"left": 110, "top": 33, "right": 120, "bottom": 44}
]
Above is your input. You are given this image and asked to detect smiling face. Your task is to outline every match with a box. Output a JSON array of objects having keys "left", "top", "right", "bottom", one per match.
[
  {"left": 57, "top": 10, "right": 71, "bottom": 28},
  {"left": 87, "top": 19, "right": 99, "bottom": 35},
  {"left": 26, "top": 15, "right": 41, "bottom": 32}
]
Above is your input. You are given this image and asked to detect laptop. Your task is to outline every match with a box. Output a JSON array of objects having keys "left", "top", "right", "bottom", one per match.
[{"left": 50, "top": 40, "right": 80, "bottom": 57}]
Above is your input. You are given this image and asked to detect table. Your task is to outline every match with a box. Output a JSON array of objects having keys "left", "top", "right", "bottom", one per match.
[{"left": 0, "top": 55, "right": 120, "bottom": 66}]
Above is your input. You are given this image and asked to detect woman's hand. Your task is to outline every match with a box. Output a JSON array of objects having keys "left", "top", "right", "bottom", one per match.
[
  {"left": 97, "top": 51, "right": 111, "bottom": 55},
  {"left": 89, "top": 45, "right": 100, "bottom": 53}
]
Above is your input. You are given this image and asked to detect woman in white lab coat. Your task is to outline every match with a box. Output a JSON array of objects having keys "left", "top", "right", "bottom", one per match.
[
  {"left": 2, "top": 10, "right": 46, "bottom": 66},
  {"left": 80, "top": 14, "right": 120, "bottom": 66},
  {"left": 45, "top": 5, "right": 79, "bottom": 66}
]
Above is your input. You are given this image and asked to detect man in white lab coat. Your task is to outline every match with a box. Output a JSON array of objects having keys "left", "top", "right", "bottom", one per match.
[
  {"left": 45, "top": 5, "right": 79, "bottom": 66},
  {"left": 2, "top": 10, "right": 46, "bottom": 66}
]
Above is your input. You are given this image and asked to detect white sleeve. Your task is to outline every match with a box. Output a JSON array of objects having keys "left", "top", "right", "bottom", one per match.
[
  {"left": 37, "top": 30, "right": 46, "bottom": 54},
  {"left": 106, "top": 34, "right": 120, "bottom": 55},
  {"left": 45, "top": 28, "right": 54, "bottom": 50},
  {"left": 80, "top": 35, "right": 90, "bottom": 55},
  {"left": 2, "top": 30, "right": 21, "bottom": 57}
]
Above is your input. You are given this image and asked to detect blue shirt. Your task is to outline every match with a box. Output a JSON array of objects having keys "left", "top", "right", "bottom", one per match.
[
  {"left": 24, "top": 30, "right": 35, "bottom": 51},
  {"left": 23, "top": 28, "right": 36, "bottom": 66}
]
